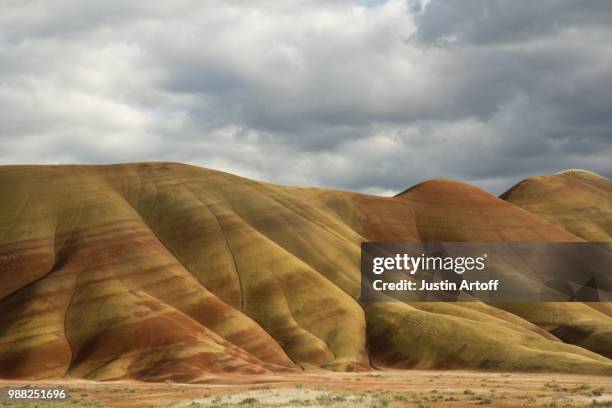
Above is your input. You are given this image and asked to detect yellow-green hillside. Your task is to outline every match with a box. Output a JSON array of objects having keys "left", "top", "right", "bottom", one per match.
[
  {"left": 0, "top": 163, "right": 610, "bottom": 381},
  {"left": 501, "top": 169, "right": 612, "bottom": 242},
  {"left": 498, "top": 170, "right": 612, "bottom": 358}
]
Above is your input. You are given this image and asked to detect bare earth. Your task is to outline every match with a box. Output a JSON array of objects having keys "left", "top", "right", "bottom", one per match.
[{"left": 1, "top": 371, "right": 611, "bottom": 408}]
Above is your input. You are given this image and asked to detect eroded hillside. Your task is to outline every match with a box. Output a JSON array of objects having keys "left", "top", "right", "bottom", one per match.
[{"left": 1, "top": 163, "right": 611, "bottom": 381}]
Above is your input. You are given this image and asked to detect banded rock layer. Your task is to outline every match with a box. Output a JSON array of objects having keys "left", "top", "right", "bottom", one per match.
[{"left": 0, "top": 163, "right": 611, "bottom": 381}]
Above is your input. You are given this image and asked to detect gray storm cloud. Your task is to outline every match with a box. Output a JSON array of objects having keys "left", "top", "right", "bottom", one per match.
[{"left": 0, "top": 0, "right": 611, "bottom": 195}]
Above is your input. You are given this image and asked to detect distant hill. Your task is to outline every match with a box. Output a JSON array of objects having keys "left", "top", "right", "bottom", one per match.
[
  {"left": 501, "top": 169, "right": 612, "bottom": 242},
  {"left": 0, "top": 163, "right": 611, "bottom": 381},
  {"left": 497, "top": 169, "right": 612, "bottom": 358}
]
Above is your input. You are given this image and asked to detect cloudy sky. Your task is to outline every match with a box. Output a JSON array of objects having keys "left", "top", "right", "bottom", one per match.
[{"left": 1, "top": 0, "right": 611, "bottom": 195}]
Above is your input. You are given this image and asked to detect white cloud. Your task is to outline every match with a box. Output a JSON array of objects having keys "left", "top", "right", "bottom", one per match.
[{"left": 0, "top": 0, "right": 611, "bottom": 194}]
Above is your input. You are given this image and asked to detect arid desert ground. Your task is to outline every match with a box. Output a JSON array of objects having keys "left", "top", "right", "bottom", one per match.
[{"left": 2, "top": 370, "right": 612, "bottom": 407}]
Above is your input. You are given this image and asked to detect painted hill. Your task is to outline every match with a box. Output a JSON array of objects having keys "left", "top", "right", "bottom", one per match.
[
  {"left": 0, "top": 163, "right": 611, "bottom": 381},
  {"left": 498, "top": 169, "right": 612, "bottom": 358},
  {"left": 501, "top": 169, "right": 612, "bottom": 242}
]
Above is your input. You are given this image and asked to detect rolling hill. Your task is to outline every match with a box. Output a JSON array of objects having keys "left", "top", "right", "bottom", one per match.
[
  {"left": 498, "top": 169, "right": 612, "bottom": 358},
  {"left": 0, "top": 163, "right": 610, "bottom": 381},
  {"left": 501, "top": 169, "right": 612, "bottom": 242}
]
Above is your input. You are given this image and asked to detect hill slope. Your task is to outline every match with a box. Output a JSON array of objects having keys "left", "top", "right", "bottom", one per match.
[
  {"left": 497, "top": 169, "right": 612, "bottom": 357},
  {"left": 0, "top": 163, "right": 611, "bottom": 381},
  {"left": 501, "top": 169, "right": 612, "bottom": 241}
]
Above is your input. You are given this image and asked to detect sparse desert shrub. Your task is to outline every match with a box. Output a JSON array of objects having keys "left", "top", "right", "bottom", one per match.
[
  {"left": 250, "top": 385, "right": 271, "bottom": 391},
  {"left": 474, "top": 394, "right": 491, "bottom": 403},
  {"left": 315, "top": 393, "right": 333, "bottom": 406}
]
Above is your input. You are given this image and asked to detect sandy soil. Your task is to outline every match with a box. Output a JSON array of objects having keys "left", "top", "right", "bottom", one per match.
[{"left": 1, "top": 370, "right": 611, "bottom": 407}]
